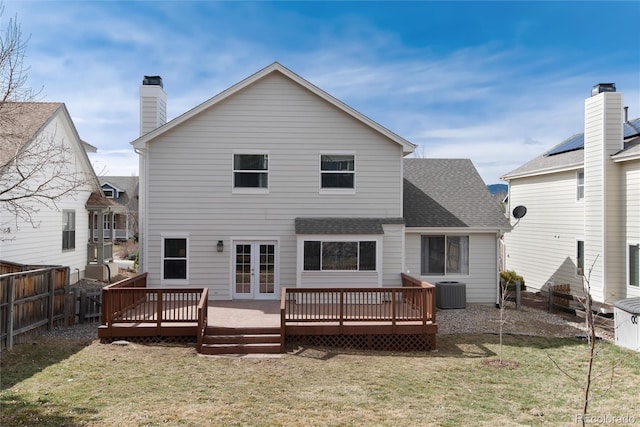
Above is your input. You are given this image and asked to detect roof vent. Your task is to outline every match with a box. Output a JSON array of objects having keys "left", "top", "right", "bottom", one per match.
[
  {"left": 142, "top": 75, "right": 163, "bottom": 88},
  {"left": 591, "top": 83, "right": 615, "bottom": 97}
]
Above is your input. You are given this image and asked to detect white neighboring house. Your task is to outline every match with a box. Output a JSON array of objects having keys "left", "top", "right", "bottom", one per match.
[
  {"left": 132, "top": 63, "right": 509, "bottom": 301},
  {"left": 0, "top": 102, "right": 113, "bottom": 282},
  {"left": 502, "top": 84, "right": 640, "bottom": 308}
]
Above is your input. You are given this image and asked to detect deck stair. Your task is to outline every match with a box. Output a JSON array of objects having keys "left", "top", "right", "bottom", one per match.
[{"left": 200, "top": 326, "right": 282, "bottom": 355}]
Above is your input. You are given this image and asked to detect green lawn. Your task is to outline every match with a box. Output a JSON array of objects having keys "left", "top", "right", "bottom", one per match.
[{"left": 1, "top": 334, "right": 638, "bottom": 426}]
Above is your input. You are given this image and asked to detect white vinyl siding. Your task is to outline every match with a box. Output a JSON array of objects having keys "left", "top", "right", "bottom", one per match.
[
  {"left": 142, "top": 73, "right": 404, "bottom": 297},
  {"left": 405, "top": 233, "right": 498, "bottom": 303},
  {"left": 504, "top": 171, "right": 586, "bottom": 296}
]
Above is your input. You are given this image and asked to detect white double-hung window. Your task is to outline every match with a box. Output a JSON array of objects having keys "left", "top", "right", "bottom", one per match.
[
  {"left": 320, "top": 153, "right": 355, "bottom": 193},
  {"left": 233, "top": 152, "right": 269, "bottom": 193}
]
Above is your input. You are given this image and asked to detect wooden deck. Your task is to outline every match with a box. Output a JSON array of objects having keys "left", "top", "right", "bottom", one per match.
[{"left": 99, "top": 273, "right": 437, "bottom": 353}]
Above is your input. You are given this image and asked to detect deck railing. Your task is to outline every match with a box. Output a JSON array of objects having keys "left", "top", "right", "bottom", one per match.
[
  {"left": 100, "top": 273, "right": 208, "bottom": 339},
  {"left": 196, "top": 288, "right": 209, "bottom": 351},
  {"left": 400, "top": 273, "right": 436, "bottom": 324},
  {"left": 281, "top": 277, "right": 435, "bottom": 326}
]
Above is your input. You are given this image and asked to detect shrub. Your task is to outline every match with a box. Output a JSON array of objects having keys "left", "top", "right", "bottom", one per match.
[{"left": 500, "top": 270, "right": 525, "bottom": 289}]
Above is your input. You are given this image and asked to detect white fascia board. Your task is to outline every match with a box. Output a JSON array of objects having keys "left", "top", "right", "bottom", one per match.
[
  {"left": 500, "top": 161, "right": 584, "bottom": 181},
  {"left": 404, "top": 227, "right": 508, "bottom": 234},
  {"left": 612, "top": 152, "right": 640, "bottom": 163}
]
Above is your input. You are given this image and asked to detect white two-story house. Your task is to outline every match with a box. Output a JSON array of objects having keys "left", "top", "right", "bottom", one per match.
[
  {"left": 132, "top": 63, "right": 509, "bottom": 302},
  {"left": 502, "top": 84, "right": 640, "bottom": 308},
  {"left": 0, "top": 102, "right": 113, "bottom": 281}
]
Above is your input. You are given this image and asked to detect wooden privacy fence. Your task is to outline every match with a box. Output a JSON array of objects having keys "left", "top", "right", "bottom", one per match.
[
  {"left": 0, "top": 262, "right": 70, "bottom": 351},
  {"left": 548, "top": 283, "right": 576, "bottom": 314}
]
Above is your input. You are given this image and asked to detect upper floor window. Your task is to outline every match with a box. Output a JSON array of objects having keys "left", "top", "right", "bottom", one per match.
[
  {"left": 320, "top": 154, "right": 355, "bottom": 191},
  {"left": 421, "top": 235, "right": 469, "bottom": 275},
  {"left": 103, "top": 189, "right": 114, "bottom": 198},
  {"left": 577, "top": 170, "right": 584, "bottom": 200},
  {"left": 62, "top": 210, "right": 75, "bottom": 250},
  {"left": 233, "top": 153, "right": 268, "bottom": 191}
]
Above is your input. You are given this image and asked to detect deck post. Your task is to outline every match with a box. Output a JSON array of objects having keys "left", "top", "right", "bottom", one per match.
[
  {"left": 339, "top": 288, "right": 344, "bottom": 334},
  {"left": 391, "top": 289, "right": 396, "bottom": 327},
  {"left": 280, "top": 288, "right": 286, "bottom": 352},
  {"left": 156, "top": 289, "right": 163, "bottom": 334},
  {"left": 423, "top": 286, "right": 428, "bottom": 325}
]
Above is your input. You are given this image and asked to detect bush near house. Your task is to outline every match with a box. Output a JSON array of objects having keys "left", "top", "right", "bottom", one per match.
[{"left": 500, "top": 270, "right": 526, "bottom": 290}]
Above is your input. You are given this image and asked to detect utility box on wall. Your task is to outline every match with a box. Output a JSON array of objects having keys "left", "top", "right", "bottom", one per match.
[{"left": 613, "top": 297, "right": 640, "bottom": 352}]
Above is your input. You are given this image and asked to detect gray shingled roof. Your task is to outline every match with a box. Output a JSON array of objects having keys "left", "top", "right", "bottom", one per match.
[
  {"left": 295, "top": 217, "right": 405, "bottom": 234},
  {"left": 502, "top": 148, "right": 583, "bottom": 179},
  {"left": 502, "top": 117, "right": 640, "bottom": 179},
  {"left": 403, "top": 158, "right": 510, "bottom": 229},
  {"left": 0, "top": 102, "right": 63, "bottom": 167}
]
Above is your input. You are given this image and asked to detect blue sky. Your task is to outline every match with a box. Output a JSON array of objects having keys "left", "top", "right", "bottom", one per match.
[{"left": 4, "top": 1, "right": 639, "bottom": 184}]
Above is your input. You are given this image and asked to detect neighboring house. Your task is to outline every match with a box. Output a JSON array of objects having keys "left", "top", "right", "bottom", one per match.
[
  {"left": 98, "top": 176, "right": 139, "bottom": 241},
  {"left": 502, "top": 84, "right": 640, "bottom": 308},
  {"left": 0, "top": 102, "right": 114, "bottom": 282},
  {"left": 131, "top": 63, "right": 509, "bottom": 302}
]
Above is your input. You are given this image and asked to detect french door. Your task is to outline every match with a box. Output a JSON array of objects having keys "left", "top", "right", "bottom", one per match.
[{"left": 233, "top": 241, "right": 278, "bottom": 300}]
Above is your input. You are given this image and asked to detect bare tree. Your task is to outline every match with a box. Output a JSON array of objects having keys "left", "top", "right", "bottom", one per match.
[
  {"left": 0, "top": 4, "right": 89, "bottom": 239},
  {"left": 0, "top": 1, "right": 39, "bottom": 109}
]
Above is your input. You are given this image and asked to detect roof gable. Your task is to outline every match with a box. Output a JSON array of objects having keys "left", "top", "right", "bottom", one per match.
[
  {"left": 131, "top": 62, "right": 415, "bottom": 154},
  {"left": 403, "top": 158, "right": 510, "bottom": 230},
  {"left": 0, "top": 102, "right": 102, "bottom": 193},
  {"left": 0, "top": 102, "right": 63, "bottom": 167}
]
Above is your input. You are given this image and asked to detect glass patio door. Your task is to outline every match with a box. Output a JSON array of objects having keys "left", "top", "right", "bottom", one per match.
[{"left": 233, "top": 241, "right": 277, "bottom": 299}]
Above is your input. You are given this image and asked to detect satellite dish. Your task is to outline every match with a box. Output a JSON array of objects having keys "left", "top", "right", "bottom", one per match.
[{"left": 512, "top": 205, "right": 527, "bottom": 219}]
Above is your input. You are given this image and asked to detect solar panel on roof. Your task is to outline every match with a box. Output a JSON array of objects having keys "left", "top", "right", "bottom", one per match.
[
  {"left": 543, "top": 117, "right": 639, "bottom": 157},
  {"left": 624, "top": 118, "right": 640, "bottom": 138},
  {"left": 544, "top": 133, "right": 584, "bottom": 156}
]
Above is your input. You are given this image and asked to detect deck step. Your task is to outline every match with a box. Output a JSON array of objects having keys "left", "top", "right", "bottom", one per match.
[
  {"left": 205, "top": 326, "right": 281, "bottom": 335},
  {"left": 199, "top": 343, "right": 282, "bottom": 355},
  {"left": 200, "top": 326, "right": 283, "bottom": 355}
]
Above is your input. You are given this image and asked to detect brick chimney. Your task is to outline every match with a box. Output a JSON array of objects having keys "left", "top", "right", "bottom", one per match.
[{"left": 139, "top": 75, "right": 167, "bottom": 136}]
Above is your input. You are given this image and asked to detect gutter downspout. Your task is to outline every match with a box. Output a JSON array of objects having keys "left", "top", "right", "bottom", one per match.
[{"left": 134, "top": 147, "right": 147, "bottom": 273}]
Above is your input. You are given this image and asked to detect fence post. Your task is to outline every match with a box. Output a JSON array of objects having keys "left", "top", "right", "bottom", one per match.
[
  {"left": 48, "top": 269, "right": 55, "bottom": 330},
  {"left": 548, "top": 285, "right": 554, "bottom": 313},
  {"left": 7, "top": 276, "right": 15, "bottom": 350},
  {"left": 79, "top": 290, "right": 87, "bottom": 324}
]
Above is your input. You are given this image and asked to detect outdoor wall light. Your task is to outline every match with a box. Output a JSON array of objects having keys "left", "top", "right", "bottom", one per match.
[{"left": 217, "top": 240, "right": 224, "bottom": 252}]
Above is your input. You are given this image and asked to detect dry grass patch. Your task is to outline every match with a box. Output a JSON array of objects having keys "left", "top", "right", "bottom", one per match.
[{"left": 1, "top": 334, "right": 638, "bottom": 426}]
